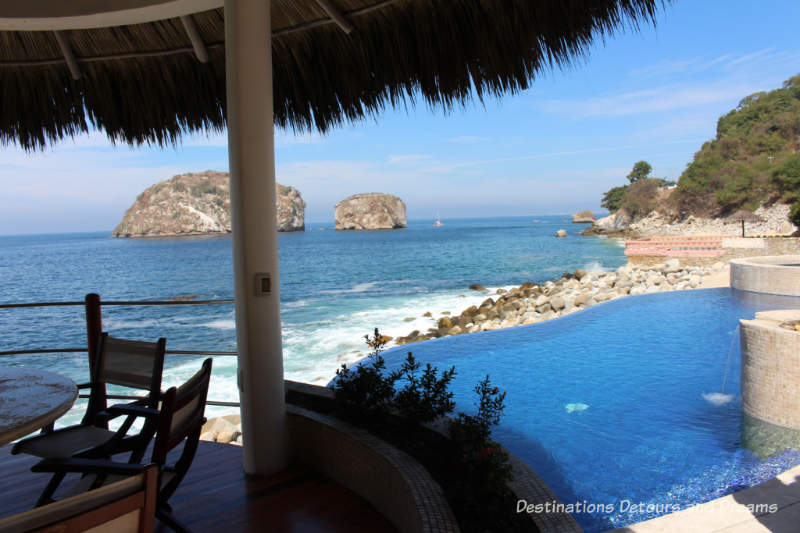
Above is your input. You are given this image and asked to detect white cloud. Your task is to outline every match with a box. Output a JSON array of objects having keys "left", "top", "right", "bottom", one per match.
[{"left": 539, "top": 82, "right": 759, "bottom": 117}]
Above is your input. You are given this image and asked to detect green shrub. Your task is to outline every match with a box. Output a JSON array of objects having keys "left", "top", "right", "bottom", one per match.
[
  {"left": 790, "top": 202, "right": 800, "bottom": 228},
  {"left": 331, "top": 329, "right": 517, "bottom": 533},
  {"left": 601, "top": 185, "right": 628, "bottom": 212},
  {"left": 394, "top": 353, "right": 456, "bottom": 425},
  {"left": 333, "top": 329, "right": 399, "bottom": 421},
  {"left": 771, "top": 153, "right": 800, "bottom": 202},
  {"left": 172, "top": 182, "right": 187, "bottom": 193},
  {"left": 446, "top": 376, "right": 513, "bottom": 526}
]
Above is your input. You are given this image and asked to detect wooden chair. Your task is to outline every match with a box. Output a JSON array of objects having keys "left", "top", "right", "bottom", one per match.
[
  {"left": 13, "top": 333, "right": 166, "bottom": 505},
  {"left": 0, "top": 464, "right": 157, "bottom": 533},
  {"left": 33, "top": 359, "right": 213, "bottom": 533}
]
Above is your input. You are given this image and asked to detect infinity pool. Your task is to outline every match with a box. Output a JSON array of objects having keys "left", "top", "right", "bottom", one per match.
[{"left": 379, "top": 288, "right": 800, "bottom": 531}]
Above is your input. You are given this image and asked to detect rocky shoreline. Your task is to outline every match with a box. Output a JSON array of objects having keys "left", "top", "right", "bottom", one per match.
[
  {"left": 584, "top": 204, "right": 795, "bottom": 239},
  {"left": 393, "top": 259, "right": 728, "bottom": 346},
  {"left": 200, "top": 259, "right": 730, "bottom": 444}
]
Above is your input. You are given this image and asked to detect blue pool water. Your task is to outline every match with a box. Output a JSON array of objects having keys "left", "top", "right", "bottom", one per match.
[{"left": 378, "top": 288, "right": 800, "bottom": 532}]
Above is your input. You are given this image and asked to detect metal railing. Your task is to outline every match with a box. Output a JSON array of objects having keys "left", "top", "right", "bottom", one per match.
[{"left": 0, "top": 294, "right": 240, "bottom": 408}]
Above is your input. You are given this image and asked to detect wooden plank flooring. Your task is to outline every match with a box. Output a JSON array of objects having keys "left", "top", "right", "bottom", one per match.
[{"left": 0, "top": 441, "right": 397, "bottom": 533}]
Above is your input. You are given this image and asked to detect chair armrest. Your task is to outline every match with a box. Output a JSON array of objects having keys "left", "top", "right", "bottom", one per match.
[
  {"left": 105, "top": 404, "right": 160, "bottom": 418},
  {"left": 76, "top": 382, "right": 92, "bottom": 389},
  {"left": 32, "top": 457, "right": 154, "bottom": 477},
  {"left": 93, "top": 403, "right": 159, "bottom": 425}
]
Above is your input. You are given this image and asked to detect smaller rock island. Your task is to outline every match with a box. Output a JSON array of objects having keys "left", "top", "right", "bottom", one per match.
[
  {"left": 571, "top": 210, "right": 595, "bottom": 223},
  {"left": 334, "top": 193, "right": 407, "bottom": 230}
]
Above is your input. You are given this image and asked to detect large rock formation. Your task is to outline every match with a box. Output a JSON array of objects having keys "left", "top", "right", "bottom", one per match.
[
  {"left": 571, "top": 210, "right": 595, "bottom": 223},
  {"left": 113, "top": 171, "right": 305, "bottom": 237},
  {"left": 334, "top": 193, "right": 407, "bottom": 230}
]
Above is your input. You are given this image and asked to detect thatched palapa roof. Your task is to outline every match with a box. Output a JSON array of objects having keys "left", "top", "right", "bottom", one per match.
[
  {"left": 728, "top": 210, "right": 765, "bottom": 223},
  {"left": 0, "top": 0, "right": 664, "bottom": 150}
]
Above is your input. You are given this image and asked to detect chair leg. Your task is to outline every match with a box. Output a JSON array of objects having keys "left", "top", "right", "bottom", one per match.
[
  {"left": 156, "top": 506, "right": 193, "bottom": 533},
  {"left": 35, "top": 472, "right": 65, "bottom": 507}
]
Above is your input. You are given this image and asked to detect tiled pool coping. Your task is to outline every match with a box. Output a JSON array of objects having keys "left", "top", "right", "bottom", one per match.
[{"left": 605, "top": 464, "right": 800, "bottom": 532}]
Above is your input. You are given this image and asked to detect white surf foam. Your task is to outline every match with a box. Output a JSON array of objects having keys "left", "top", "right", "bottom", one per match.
[
  {"left": 281, "top": 288, "right": 497, "bottom": 384},
  {"left": 583, "top": 260, "right": 610, "bottom": 272},
  {"left": 202, "top": 319, "right": 236, "bottom": 330}
]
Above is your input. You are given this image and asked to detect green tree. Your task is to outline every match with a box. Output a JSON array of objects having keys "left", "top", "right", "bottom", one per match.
[
  {"left": 601, "top": 185, "right": 628, "bottom": 212},
  {"left": 790, "top": 202, "right": 800, "bottom": 229},
  {"left": 771, "top": 153, "right": 800, "bottom": 202},
  {"left": 627, "top": 160, "right": 653, "bottom": 183}
]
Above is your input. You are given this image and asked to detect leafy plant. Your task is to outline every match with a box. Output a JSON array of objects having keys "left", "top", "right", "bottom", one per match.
[
  {"left": 446, "top": 376, "right": 513, "bottom": 527},
  {"left": 330, "top": 330, "right": 521, "bottom": 533},
  {"left": 395, "top": 353, "right": 456, "bottom": 425},
  {"left": 333, "top": 328, "right": 399, "bottom": 421}
]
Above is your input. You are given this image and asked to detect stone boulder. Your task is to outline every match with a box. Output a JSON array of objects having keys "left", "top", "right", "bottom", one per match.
[
  {"left": 594, "top": 209, "right": 631, "bottom": 231},
  {"left": 113, "top": 171, "right": 305, "bottom": 237},
  {"left": 334, "top": 193, "right": 407, "bottom": 230},
  {"left": 555, "top": 229, "right": 567, "bottom": 238},
  {"left": 571, "top": 210, "right": 595, "bottom": 223}
]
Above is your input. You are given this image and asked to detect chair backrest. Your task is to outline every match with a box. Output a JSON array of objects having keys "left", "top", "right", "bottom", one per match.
[
  {"left": 0, "top": 465, "right": 157, "bottom": 533},
  {"left": 150, "top": 359, "right": 212, "bottom": 503},
  {"left": 151, "top": 359, "right": 212, "bottom": 464},
  {"left": 85, "top": 333, "right": 166, "bottom": 424}
]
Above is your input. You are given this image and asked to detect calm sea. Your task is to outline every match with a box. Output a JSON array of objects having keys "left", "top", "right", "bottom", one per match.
[{"left": 0, "top": 216, "right": 625, "bottom": 421}]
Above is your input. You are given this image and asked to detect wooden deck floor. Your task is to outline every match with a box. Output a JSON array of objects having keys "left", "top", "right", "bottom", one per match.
[{"left": 0, "top": 441, "right": 397, "bottom": 533}]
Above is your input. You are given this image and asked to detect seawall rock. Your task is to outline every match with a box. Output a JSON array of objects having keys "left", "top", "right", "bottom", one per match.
[
  {"left": 334, "top": 193, "right": 407, "bottom": 230},
  {"left": 113, "top": 171, "right": 305, "bottom": 237}
]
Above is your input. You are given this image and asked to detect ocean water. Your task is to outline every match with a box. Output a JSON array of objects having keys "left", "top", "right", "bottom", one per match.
[
  {"left": 377, "top": 288, "right": 800, "bottom": 531},
  {"left": 0, "top": 216, "right": 625, "bottom": 422}
]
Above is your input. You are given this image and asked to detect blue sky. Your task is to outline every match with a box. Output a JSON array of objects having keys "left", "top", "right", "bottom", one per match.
[{"left": 2, "top": 0, "right": 800, "bottom": 234}]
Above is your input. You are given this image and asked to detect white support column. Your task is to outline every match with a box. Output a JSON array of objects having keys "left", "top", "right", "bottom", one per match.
[{"left": 225, "top": 0, "right": 287, "bottom": 475}]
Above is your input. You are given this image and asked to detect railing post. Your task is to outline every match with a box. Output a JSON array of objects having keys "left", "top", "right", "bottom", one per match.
[{"left": 84, "top": 293, "right": 106, "bottom": 427}]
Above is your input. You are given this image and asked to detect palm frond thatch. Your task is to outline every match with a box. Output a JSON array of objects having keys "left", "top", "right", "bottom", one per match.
[
  {"left": 728, "top": 210, "right": 765, "bottom": 223},
  {"left": 0, "top": 0, "right": 665, "bottom": 150}
]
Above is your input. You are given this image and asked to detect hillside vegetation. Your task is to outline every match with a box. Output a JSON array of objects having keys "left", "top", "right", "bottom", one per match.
[
  {"left": 670, "top": 74, "right": 800, "bottom": 217},
  {"left": 601, "top": 74, "right": 800, "bottom": 223}
]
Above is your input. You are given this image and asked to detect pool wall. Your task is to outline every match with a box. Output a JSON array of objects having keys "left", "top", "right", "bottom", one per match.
[
  {"left": 740, "top": 310, "right": 800, "bottom": 432},
  {"left": 731, "top": 255, "right": 800, "bottom": 296}
]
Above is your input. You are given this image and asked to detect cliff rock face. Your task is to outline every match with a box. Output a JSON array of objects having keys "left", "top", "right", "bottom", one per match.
[
  {"left": 594, "top": 209, "right": 631, "bottom": 231},
  {"left": 113, "top": 171, "right": 305, "bottom": 237},
  {"left": 334, "top": 193, "right": 407, "bottom": 230},
  {"left": 571, "top": 210, "right": 595, "bottom": 223}
]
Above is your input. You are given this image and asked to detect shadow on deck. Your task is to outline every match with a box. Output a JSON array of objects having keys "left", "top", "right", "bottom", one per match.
[{"left": 0, "top": 441, "right": 397, "bottom": 533}]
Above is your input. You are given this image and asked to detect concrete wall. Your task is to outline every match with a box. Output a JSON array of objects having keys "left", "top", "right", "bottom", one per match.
[
  {"left": 287, "top": 405, "right": 460, "bottom": 533},
  {"left": 730, "top": 256, "right": 800, "bottom": 297},
  {"left": 740, "top": 311, "right": 800, "bottom": 431}
]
